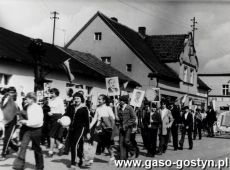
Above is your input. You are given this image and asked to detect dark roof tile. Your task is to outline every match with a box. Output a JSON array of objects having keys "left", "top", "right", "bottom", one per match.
[{"left": 145, "top": 34, "right": 188, "bottom": 62}]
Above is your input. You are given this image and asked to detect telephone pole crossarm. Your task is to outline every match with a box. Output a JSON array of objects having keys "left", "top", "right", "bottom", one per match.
[{"left": 50, "top": 11, "right": 59, "bottom": 45}]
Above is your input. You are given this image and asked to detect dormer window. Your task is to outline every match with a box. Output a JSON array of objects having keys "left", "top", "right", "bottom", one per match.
[
  {"left": 190, "top": 69, "right": 194, "bottom": 84},
  {"left": 101, "top": 56, "right": 111, "bottom": 65},
  {"left": 183, "top": 66, "right": 188, "bottom": 82},
  {"left": 94, "top": 32, "right": 102, "bottom": 40}
]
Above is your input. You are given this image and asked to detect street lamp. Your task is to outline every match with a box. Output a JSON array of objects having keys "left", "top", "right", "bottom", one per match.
[{"left": 28, "top": 39, "right": 46, "bottom": 92}]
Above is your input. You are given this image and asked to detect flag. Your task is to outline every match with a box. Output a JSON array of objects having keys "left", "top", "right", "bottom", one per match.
[
  {"left": 62, "top": 58, "right": 75, "bottom": 83},
  {"left": 123, "top": 81, "right": 129, "bottom": 89}
]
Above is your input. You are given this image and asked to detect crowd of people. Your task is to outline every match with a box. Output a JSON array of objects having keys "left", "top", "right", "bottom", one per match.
[{"left": 0, "top": 86, "right": 217, "bottom": 170}]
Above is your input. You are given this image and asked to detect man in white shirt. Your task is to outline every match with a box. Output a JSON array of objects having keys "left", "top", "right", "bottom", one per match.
[{"left": 13, "top": 92, "right": 44, "bottom": 170}]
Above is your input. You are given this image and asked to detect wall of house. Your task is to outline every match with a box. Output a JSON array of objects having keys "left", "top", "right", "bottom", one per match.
[
  {"left": 199, "top": 76, "right": 230, "bottom": 96},
  {"left": 0, "top": 61, "right": 108, "bottom": 107},
  {"left": 68, "top": 17, "right": 157, "bottom": 91},
  {"left": 199, "top": 75, "right": 230, "bottom": 112}
]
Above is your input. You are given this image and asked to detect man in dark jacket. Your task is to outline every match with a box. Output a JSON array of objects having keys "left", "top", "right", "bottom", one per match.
[
  {"left": 193, "top": 108, "right": 203, "bottom": 140},
  {"left": 118, "top": 95, "right": 138, "bottom": 160},
  {"left": 145, "top": 104, "right": 161, "bottom": 157},
  {"left": 206, "top": 106, "right": 216, "bottom": 137},
  {"left": 179, "top": 106, "right": 193, "bottom": 150}
]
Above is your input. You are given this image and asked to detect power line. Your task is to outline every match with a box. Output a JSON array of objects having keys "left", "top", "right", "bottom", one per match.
[{"left": 116, "top": 0, "right": 188, "bottom": 30}]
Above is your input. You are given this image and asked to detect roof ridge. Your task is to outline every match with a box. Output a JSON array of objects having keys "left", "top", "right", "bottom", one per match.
[
  {"left": 148, "top": 34, "right": 188, "bottom": 37},
  {"left": 97, "top": 12, "right": 141, "bottom": 36}
]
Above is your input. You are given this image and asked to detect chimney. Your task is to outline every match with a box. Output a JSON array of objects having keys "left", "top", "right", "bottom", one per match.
[
  {"left": 111, "top": 17, "right": 118, "bottom": 22},
  {"left": 138, "top": 27, "right": 146, "bottom": 37}
]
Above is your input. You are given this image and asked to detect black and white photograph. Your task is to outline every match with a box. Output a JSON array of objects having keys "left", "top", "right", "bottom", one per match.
[{"left": 1, "top": 0, "right": 230, "bottom": 170}]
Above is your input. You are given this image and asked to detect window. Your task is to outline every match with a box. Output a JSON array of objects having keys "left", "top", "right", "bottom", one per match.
[
  {"left": 126, "top": 64, "right": 132, "bottom": 72},
  {"left": 190, "top": 69, "right": 194, "bottom": 84},
  {"left": 101, "top": 56, "right": 111, "bottom": 65},
  {"left": 94, "top": 32, "right": 102, "bottom": 40},
  {"left": 183, "top": 66, "right": 188, "bottom": 82},
  {"left": 222, "top": 84, "right": 229, "bottom": 96}
]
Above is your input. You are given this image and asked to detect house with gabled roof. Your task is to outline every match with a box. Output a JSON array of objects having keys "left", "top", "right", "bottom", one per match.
[
  {"left": 65, "top": 11, "right": 210, "bottom": 108},
  {"left": 199, "top": 73, "right": 230, "bottom": 112},
  {"left": 0, "top": 27, "right": 139, "bottom": 105}
]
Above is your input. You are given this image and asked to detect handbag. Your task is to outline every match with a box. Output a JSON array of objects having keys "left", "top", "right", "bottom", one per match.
[{"left": 83, "top": 140, "right": 96, "bottom": 162}]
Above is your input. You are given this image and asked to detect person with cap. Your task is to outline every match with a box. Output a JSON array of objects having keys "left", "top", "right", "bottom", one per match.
[
  {"left": 47, "top": 88, "right": 65, "bottom": 157},
  {"left": 178, "top": 106, "right": 193, "bottom": 150},
  {"left": 157, "top": 100, "right": 174, "bottom": 155},
  {"left": 117, "top": 95, "right": 138, "bottom": 160},
  {"left": 63, "top": 92, "right": 90, "bottom": 168},
  {"left": 0, "top": 87, "right": 20, "bottom": 161},
  {"left": 12, "top": 92, "right": 44, "bottom": 170},
  {"left": 193, "top": 108, "right": 203, "bottom": 140},
  {"left": 145, "top": 103, "right": 162, "bottom": 157}
]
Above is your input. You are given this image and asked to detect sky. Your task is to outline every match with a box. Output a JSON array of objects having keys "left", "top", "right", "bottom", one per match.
[{"left": 0, "top": 0, "right": 230, "bottom": 74}]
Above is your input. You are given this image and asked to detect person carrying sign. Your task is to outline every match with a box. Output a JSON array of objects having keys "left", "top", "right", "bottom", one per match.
[{"left": 117, "top": 95, "right": 138, "bottom": 160}]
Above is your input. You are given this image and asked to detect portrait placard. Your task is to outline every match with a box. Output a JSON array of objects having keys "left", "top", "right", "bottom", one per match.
[
  {"left": 130, "top": 89, "right": 145, "bottom": 107},
  {"left": 106, "top": 77, "right": 120, "bottom": 96},
  {"left": 145, "top": 88, "right": 160, "bottom": 102}
]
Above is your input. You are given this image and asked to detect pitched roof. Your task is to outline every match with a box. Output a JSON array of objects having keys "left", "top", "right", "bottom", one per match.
[
  {"left": 65, "top": 11, "right": 180, "bottom": 82},
  {"left": 0, "top": 27, "right": 139, "bottom": 86},
  {"left": 145, "top": 34, "right": 188, "bottom": 62},
  {"left": 197, "top": 77, "right": 211, "bottom": 91}
]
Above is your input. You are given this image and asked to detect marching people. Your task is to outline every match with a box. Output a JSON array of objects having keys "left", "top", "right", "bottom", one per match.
[
  {"left": 13, "top": 92, "right": 44, "bottom": 170},
  {"left": 157, "top": 100, "right": 174, "bottom": 155},
  {"left": 63, "top": 92, "right": 90, "bottom": 168},
  {"left": 193, "top": 108, "right": 203, "bottom": 140},
  {"left": 169, "top": 103, "right": 181, "bottom": 151},
  {"left": 90, "top": 94, "right": 115, "bottom": 163},
  {"left": 206, "top": 106, "right": 217, "bottom": 137},
  {"left": 47, "top": 88, "right": 65, "bottom": 157},
  {"left": 145, "top": 103, "right": 161, "bottom": 157},
  {"left": 117, "top": 95, "right": 138, "bottom": 160},
  {"left": 139, "top": 101, "right": 150, "bottom": 150},
  {"left": 178, "top": 106, "right": 193, "bottom": 150},
  {"left": 118, "top": 95, "right": 138, "bottom": 160},
  {"left": 0, "top": 87, "right": 20, "bottom": 161}
]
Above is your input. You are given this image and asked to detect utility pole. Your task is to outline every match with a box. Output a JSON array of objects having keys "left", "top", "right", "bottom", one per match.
[
  {"left": 28, "top": 39, "right": 46, "bottom": 92},
  {"left": 50, "top": 11, "right": 59, "bottom": 45},
  {"left": 190, "top": 17, "right": 198, "bottom": 45}
]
